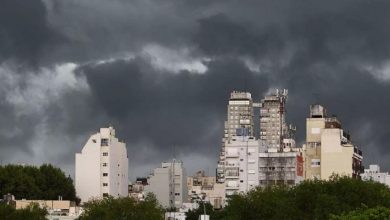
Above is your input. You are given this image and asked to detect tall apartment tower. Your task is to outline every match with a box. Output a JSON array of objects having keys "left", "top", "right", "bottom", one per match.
[
  {"left": 217, "top": 91, "right": 254, "bottom": 183},
  {"left": 259, "top": 89, "right": 293, "bottom": 152},
  {"left": 304, "top": 105, "right": 363, "bottom": 180},
  {"left": 224, "top": 91, "right": 254, "bottom": 139},
  {"left": 75, "top": 126, "right": 129, "bottom": 203},
  {"left": 145, "top": 159, "right": 187, "bottom": 209}
]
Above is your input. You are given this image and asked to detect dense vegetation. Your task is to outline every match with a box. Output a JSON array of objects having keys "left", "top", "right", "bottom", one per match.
[
  {"left": 78, "top": 193, "right": 164, "bottom": 220},
  {"left": 0, "top": 164, "right": 78, "bottom": 202},
  {"left": 330, "top": 206, "right": 390, "bottom": 220},
  {"left": 187, "top": 176, "right": 390, "bottom": 220},
  {"left": 0, "top": 203, "right": 47, "bottom": 220}
]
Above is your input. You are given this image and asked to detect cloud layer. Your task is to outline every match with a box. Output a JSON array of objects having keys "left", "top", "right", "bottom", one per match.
[{"left": 1, "top": 0, "right": 390, "bottom": 179}]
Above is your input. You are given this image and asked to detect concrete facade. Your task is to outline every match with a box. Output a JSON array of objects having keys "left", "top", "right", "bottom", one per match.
[
  {"left": 145, "top": 160, "right": 187, "bottom": 209},
  {"left": 258, "top": 150, "right": 304, "bottom": 187},
  {"left": 224, "top": 135, "right": 259, "bottom": 196},
  {"left": 304, "top": 105, "right": 363, "bottom": 180},
  {"left": 217, "top": 91, "right": 254, "bottom": 183},
  {"left": 15, "top": 200, "right": 81, "bottom": 218},
  {"left": 260, "top": 89, "right": 296, "bottom": 152},
  {"left": 75, "top": 126, "right": 128, "bottom": 203},
  {"left": 187, "top": 171, "right": 225, "bottom": 209}
]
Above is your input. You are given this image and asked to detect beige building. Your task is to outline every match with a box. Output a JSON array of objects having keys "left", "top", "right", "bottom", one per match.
[
  {"left": 187, "top": 171, "right": 225, "bottom": 209},
  {"left": 304, "top": 105, "right": 363, "bottom": 180},
  {"left": 15, "top": 199, "right": 81, "bottom": 218}
]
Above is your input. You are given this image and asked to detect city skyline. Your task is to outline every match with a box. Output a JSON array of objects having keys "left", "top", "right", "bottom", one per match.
[{"left": 1, "top": 0, "right": 390, "bottom": 181}]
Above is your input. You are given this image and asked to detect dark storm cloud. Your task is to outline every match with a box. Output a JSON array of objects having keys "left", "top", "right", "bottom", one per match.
[
  {"left": 0, "top": 0, "right": 61, "bottom": 65},
  {"left": 1, "top": 0, "right": 390, "bottom": 177},
  {"left": 78, "top": 57, "right": 269, "bottom": 161}
]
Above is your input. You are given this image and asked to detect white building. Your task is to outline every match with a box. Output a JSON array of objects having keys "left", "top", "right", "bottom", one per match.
[
  {"left": 145, "top": 159, "right": 187, "bottom": 209},
  {"left": 361, "top": 165, "right": 390, "bottom": 186},
  {"left": 224, "top": 134, "right": 259, "bottom": 196},
  {"left": 75, "top": 126, "right": 128, "bottom": 203}
]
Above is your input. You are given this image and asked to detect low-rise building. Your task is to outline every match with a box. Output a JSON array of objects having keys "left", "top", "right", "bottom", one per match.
[
  {"left": 361, "top": 164, "right": 390, "bottom": 186},
  {"left": 15, "top": 199, "right": 81, "bottom": 219},
  {"left": 128, "top": 177, "right": 148, "bottom": 201},
  {"left": 187, "top": 171, "right": 225, "bottom": 209}
]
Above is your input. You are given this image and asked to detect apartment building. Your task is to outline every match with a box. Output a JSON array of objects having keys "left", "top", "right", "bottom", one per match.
[
  {"left": 145, "top": 159, "right": 187, "bottom": 209},
  {"left": 304, "top": 105, "right": 363, "bottom": 180},
  {"left": 75, "top": 126, "right": 129, "bottom": 203}
]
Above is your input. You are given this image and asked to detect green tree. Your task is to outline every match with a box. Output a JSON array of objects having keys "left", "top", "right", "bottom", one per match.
[
  {"left": 0, "top": 203, "right": 47, "bottom": 220},
  {"left": 78, "top": 193, "right": 164, "bottom": 220},
  {"left": 0, "top": 164, "right": 79, "bottom": 203},
  {"left": 330, "top": 206, "right": 390, "bottom": 220},
  {"left": 222, "top": 176, "right": 390, "bottom": 220}
]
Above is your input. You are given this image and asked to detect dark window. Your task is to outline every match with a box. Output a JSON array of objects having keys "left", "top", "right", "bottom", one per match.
[
  {"left": 103, "top": 183, "right": 108, "bottom": 187},
  {"left": 102, "top": 163, "right": 108, "bottom": 167},
  {"left": 103, "top": 173, "right": 108, "bottom": 177},
  {"left": 175, "top": 193, "right": 180, "bottom": 196},
  {"left": 103, "top": 152, "right": 108, "bottom": 156},
  {"left": 103, "top": 193, "right": 109, "bottom": 197},
  {"left": 101, "top": 138, "right": 109, "bottom": 146}
]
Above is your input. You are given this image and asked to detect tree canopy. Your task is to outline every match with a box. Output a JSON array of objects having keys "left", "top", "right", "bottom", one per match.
[
  {"left": 0, "top": 164, "right": 78, "bottom": 202},
  {"left": 219, "top": 176, "right": 390, "bottom": 220},
  {"left": 0, "top": 202, "right": 47, "bottom": 220},
  {"left": 78, "top": 193, "right": 164, "bottom": 220},
  {"left": 330, "top": 206, "right": 390, "bottom": 220}
]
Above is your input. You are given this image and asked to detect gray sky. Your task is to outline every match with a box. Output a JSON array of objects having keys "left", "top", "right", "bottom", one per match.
[{"left": 1, "top": 0, "right": 390, "bottom": 180}]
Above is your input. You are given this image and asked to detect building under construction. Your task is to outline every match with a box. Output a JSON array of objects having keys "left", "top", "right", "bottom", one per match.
[{"left": 258, "top": 89, "right": 303, "bottom": 187}]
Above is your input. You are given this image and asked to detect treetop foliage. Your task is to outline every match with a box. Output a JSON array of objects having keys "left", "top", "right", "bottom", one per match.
[
  {"left": 189, "top": 176, "right": 390, "bottom": 220},
  {"left": 0, "top": 164, "right": 78, "bottom": 202},
  {"left": 78, "top": 193, "right": 164, "bottom": 220},
  {"left": 0, "top": 202, "right": 47, "bottom": 220}
]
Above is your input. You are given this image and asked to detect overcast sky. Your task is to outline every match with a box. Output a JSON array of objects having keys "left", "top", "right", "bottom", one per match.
[{"left": 1, "top": 0, "right": 390, "bottom": 180}]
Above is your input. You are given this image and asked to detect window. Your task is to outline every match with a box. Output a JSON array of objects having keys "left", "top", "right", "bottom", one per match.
[
  {"left": 175, "top": 193, "right": 180, "bottom": 196},
  {"left": 103, "top": 183, "right": 108, "bottom": 187},
  {"left": 101, "top": 138, "right": 109, "bottom": 146},
  {"left": 103, "top": 173, "right": 108, "bottom": 177},
  {"left": 102, "top": 163, "right": 107, "bottom": 167},
  {"left": 103, "top": 152, "right": 108, "bottom": 156},
  {"left": 240, "top": 180, "right": 244, "bottom": 183},
  {"left": 311, "top": 159, "right": 321, "bottom": 167},
  {"left": 103, "top": 193, "right": 109, "bottom": 197}
]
